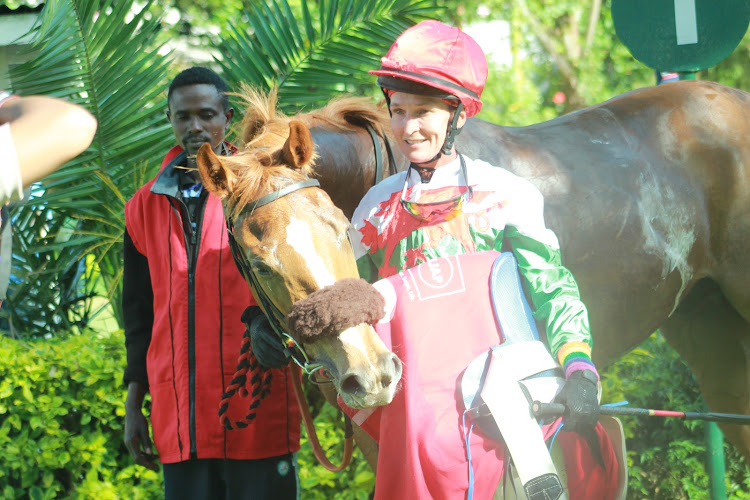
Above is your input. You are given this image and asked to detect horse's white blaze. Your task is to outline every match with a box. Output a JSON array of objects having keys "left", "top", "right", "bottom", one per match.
[
  {"left": 286, "top": 216, "right": 336, "bottom": 288},
  {"left": 339, "top": 327, "right": 377, "bottom": 371}
]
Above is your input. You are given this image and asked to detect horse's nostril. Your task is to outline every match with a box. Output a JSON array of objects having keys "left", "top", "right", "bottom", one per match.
[
  {"left": 379, "top": 354, "right": 402, "bottom": 389},
  {"left": 340, "top": 374, "right": 363, "bottom": 395},
  {"left": 391, "top": 354, "right": 403, "bottom": 377}
]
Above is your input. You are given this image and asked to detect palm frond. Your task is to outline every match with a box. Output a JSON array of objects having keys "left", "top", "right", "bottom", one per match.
[
  {"left": 217, "top": 0, "right": 444, "bottom": 113},
  {"left": 6, "top": 0, "right": 173, "bottom": 337}
]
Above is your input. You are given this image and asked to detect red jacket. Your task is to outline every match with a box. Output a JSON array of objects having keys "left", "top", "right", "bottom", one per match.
[{"left": 124, "top": 145, "right": 301, "bottom": 463}]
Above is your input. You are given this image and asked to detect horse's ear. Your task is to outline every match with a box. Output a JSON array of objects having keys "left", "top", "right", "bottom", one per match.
[
  {"left": 282, "top": 120, "right": 314, "bottom": 169},
  {"left": 196, "top": 143, "right": 235, "bottom": 199}
]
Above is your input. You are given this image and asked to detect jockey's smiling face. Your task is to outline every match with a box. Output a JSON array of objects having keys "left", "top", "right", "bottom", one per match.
[
  {"left": 389, "top": 92, "right": 466, "bottom": 168},
  {"left": 167, "top": 84, "right": 234, "bottom": 157}
]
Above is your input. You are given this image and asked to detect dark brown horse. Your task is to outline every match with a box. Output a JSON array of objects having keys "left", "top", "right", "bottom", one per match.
[{"left": 281, "top": 80, "right": 750, "bottom": 462}]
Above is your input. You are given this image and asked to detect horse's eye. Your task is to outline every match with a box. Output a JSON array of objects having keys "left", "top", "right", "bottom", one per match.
[{"left": 251, "top": 261, "right": 273, "bottom": 277}]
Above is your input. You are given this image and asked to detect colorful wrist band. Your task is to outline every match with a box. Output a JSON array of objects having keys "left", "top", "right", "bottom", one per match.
[{"left": 564, "top": 359, "right": 599, "bottom": 381}]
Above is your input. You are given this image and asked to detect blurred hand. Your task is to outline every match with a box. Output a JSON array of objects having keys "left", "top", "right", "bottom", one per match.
[
  {"left": 243, "top": 306, "right": 288, "bottom": 369},
  {"left": 124, "top": 383, "right": 159, "bottom": 472}
]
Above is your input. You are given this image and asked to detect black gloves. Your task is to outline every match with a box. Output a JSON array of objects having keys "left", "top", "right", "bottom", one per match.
[
  {"left": 241, "top": 306, "right": 289, "bottom": 369},
  {"left": 554, "top": 369, "right": 600, "bottom": 433},
  {"left": 554, "top": 369, "right": 603, "bottom": 465}
]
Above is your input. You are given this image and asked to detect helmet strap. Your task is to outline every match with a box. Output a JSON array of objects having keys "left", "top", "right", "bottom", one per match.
[
  {"left": 441, "top": 102, "right": 464, "bottom": 155},
  {"left": 413, "top": 102, "right": 465, "bottom": 165},
  {"left": 382, "top": 88, "right": 393, "bottom": 117}
]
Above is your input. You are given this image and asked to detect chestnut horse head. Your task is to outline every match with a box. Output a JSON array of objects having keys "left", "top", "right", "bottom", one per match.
[{"left": 195, "top": 88, "right": 401, "bottom": 409}]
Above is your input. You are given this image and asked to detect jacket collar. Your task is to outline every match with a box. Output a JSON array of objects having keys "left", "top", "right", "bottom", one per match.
[
  {"left": 151, "top": 150, "right": 187, "bottom": 198},
  {"left": 150, "top": 141, "right": 237, "bottom": 197}
]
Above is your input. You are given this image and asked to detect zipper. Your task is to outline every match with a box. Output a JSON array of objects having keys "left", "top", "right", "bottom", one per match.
[{"left": 169, "top": 191, "right": 207, "bottom": 460}]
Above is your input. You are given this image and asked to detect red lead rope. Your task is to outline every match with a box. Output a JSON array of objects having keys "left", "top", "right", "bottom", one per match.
[{"left": 290, "top": 364, "right": 355, "bottom": 472}]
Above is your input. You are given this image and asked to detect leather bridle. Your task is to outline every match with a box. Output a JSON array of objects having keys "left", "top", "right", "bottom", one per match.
[
  {"left": 225, "top": 178, "right": 327, "bottom": 376},
  {"left": 225, "top": 122, "right": 395, "bottom": 362},
  {"left": 224, "top": 177, "right": 356, "bottom": 472}
]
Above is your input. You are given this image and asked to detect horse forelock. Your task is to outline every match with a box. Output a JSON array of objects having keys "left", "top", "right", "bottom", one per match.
[
  {"left": 222, "top": 155, "right": 313, "bottom": 221},
  {"left": 234, "top": 85, "right": 284, "bottom": 144},
  {"left": 225, "top": 87, "right": 391, "bottom": 221}
]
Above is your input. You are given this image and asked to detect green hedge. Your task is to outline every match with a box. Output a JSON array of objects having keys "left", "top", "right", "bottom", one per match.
[
  {"left": 0, "top": 330, "right": 373, "bottom": 499},
  {"left": 2, "top": 330, "right": 748, "bottom": 499},
  {"left": 601, "top": 333, "right": 750, "bottom": 499},
  {"left": 0, "top": 331, "right": 161, "bottom": 499}
]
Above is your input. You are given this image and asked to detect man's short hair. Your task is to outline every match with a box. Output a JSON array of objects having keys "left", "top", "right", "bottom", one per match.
[{"left": 167, "top": 66, "right": 231, "bottom": 110}]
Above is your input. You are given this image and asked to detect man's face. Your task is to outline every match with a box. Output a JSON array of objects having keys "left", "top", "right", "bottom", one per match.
[{"left": 167, "top": 84, "right": 234, "bottom": 156}]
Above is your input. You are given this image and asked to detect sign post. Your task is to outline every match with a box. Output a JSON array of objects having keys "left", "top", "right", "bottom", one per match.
[{"left": 612, "top": 0, "right": 749, "bottom": 82}]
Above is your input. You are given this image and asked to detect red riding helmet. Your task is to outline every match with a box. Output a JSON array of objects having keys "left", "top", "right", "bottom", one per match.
[{"left": 370, "top": 20, "right": 488, "bottom": 117}]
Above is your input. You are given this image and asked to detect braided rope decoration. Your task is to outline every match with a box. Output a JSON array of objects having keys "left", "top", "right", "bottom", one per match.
[{"left": 218, "top": 325, "right": 274, "bottom": 430}]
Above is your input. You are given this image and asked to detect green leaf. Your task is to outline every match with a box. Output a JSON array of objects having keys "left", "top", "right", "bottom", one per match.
[
  {"left": 22, "top": 384, "right": 34, "bottom": 403},
  {"left": 29, "top": 486, "right": 43, "bottom": 500}
]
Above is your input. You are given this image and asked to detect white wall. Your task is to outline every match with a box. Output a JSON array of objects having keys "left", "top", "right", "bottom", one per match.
[{"left": 0, "top": 11, "right": 40, "bottom": 90}]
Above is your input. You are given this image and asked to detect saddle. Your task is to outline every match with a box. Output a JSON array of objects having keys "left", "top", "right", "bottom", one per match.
[{"left": 460, "top": 252, "right": 627, "bottom": 500}]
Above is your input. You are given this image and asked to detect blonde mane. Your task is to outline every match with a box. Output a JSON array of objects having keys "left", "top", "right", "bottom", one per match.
[
  {"left": 236, "top": 84, "right": 391, "bottom": 142},
  {"left": 221, "top": 85, "right": 391, "bottom": 219}
]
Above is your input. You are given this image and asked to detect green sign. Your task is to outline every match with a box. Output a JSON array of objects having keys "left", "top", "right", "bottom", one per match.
[{"left": 612, "top": 0, "right": 750, "bottom": 71}]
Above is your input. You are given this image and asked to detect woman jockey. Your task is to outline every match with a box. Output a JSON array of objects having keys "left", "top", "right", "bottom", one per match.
[{"left": 348, "top": 20, "right": 619, "bottom": 499}]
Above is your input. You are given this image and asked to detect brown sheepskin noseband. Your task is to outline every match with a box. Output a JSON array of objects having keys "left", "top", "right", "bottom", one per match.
[{"left": 285, "top": 278, "right": 385, "bottom": 340}]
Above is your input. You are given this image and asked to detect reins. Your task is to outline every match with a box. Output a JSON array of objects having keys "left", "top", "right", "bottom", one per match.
[
  {"left": 291, "top": 364, "right": 354, "bottom": 472},
  {"left": 364, "top": 123, "right": 398, "bottom": 182}
]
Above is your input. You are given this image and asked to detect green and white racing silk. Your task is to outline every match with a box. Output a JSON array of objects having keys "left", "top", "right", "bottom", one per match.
[{"left": 348, "top": 154, "right": 593, "bottom": 364}]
